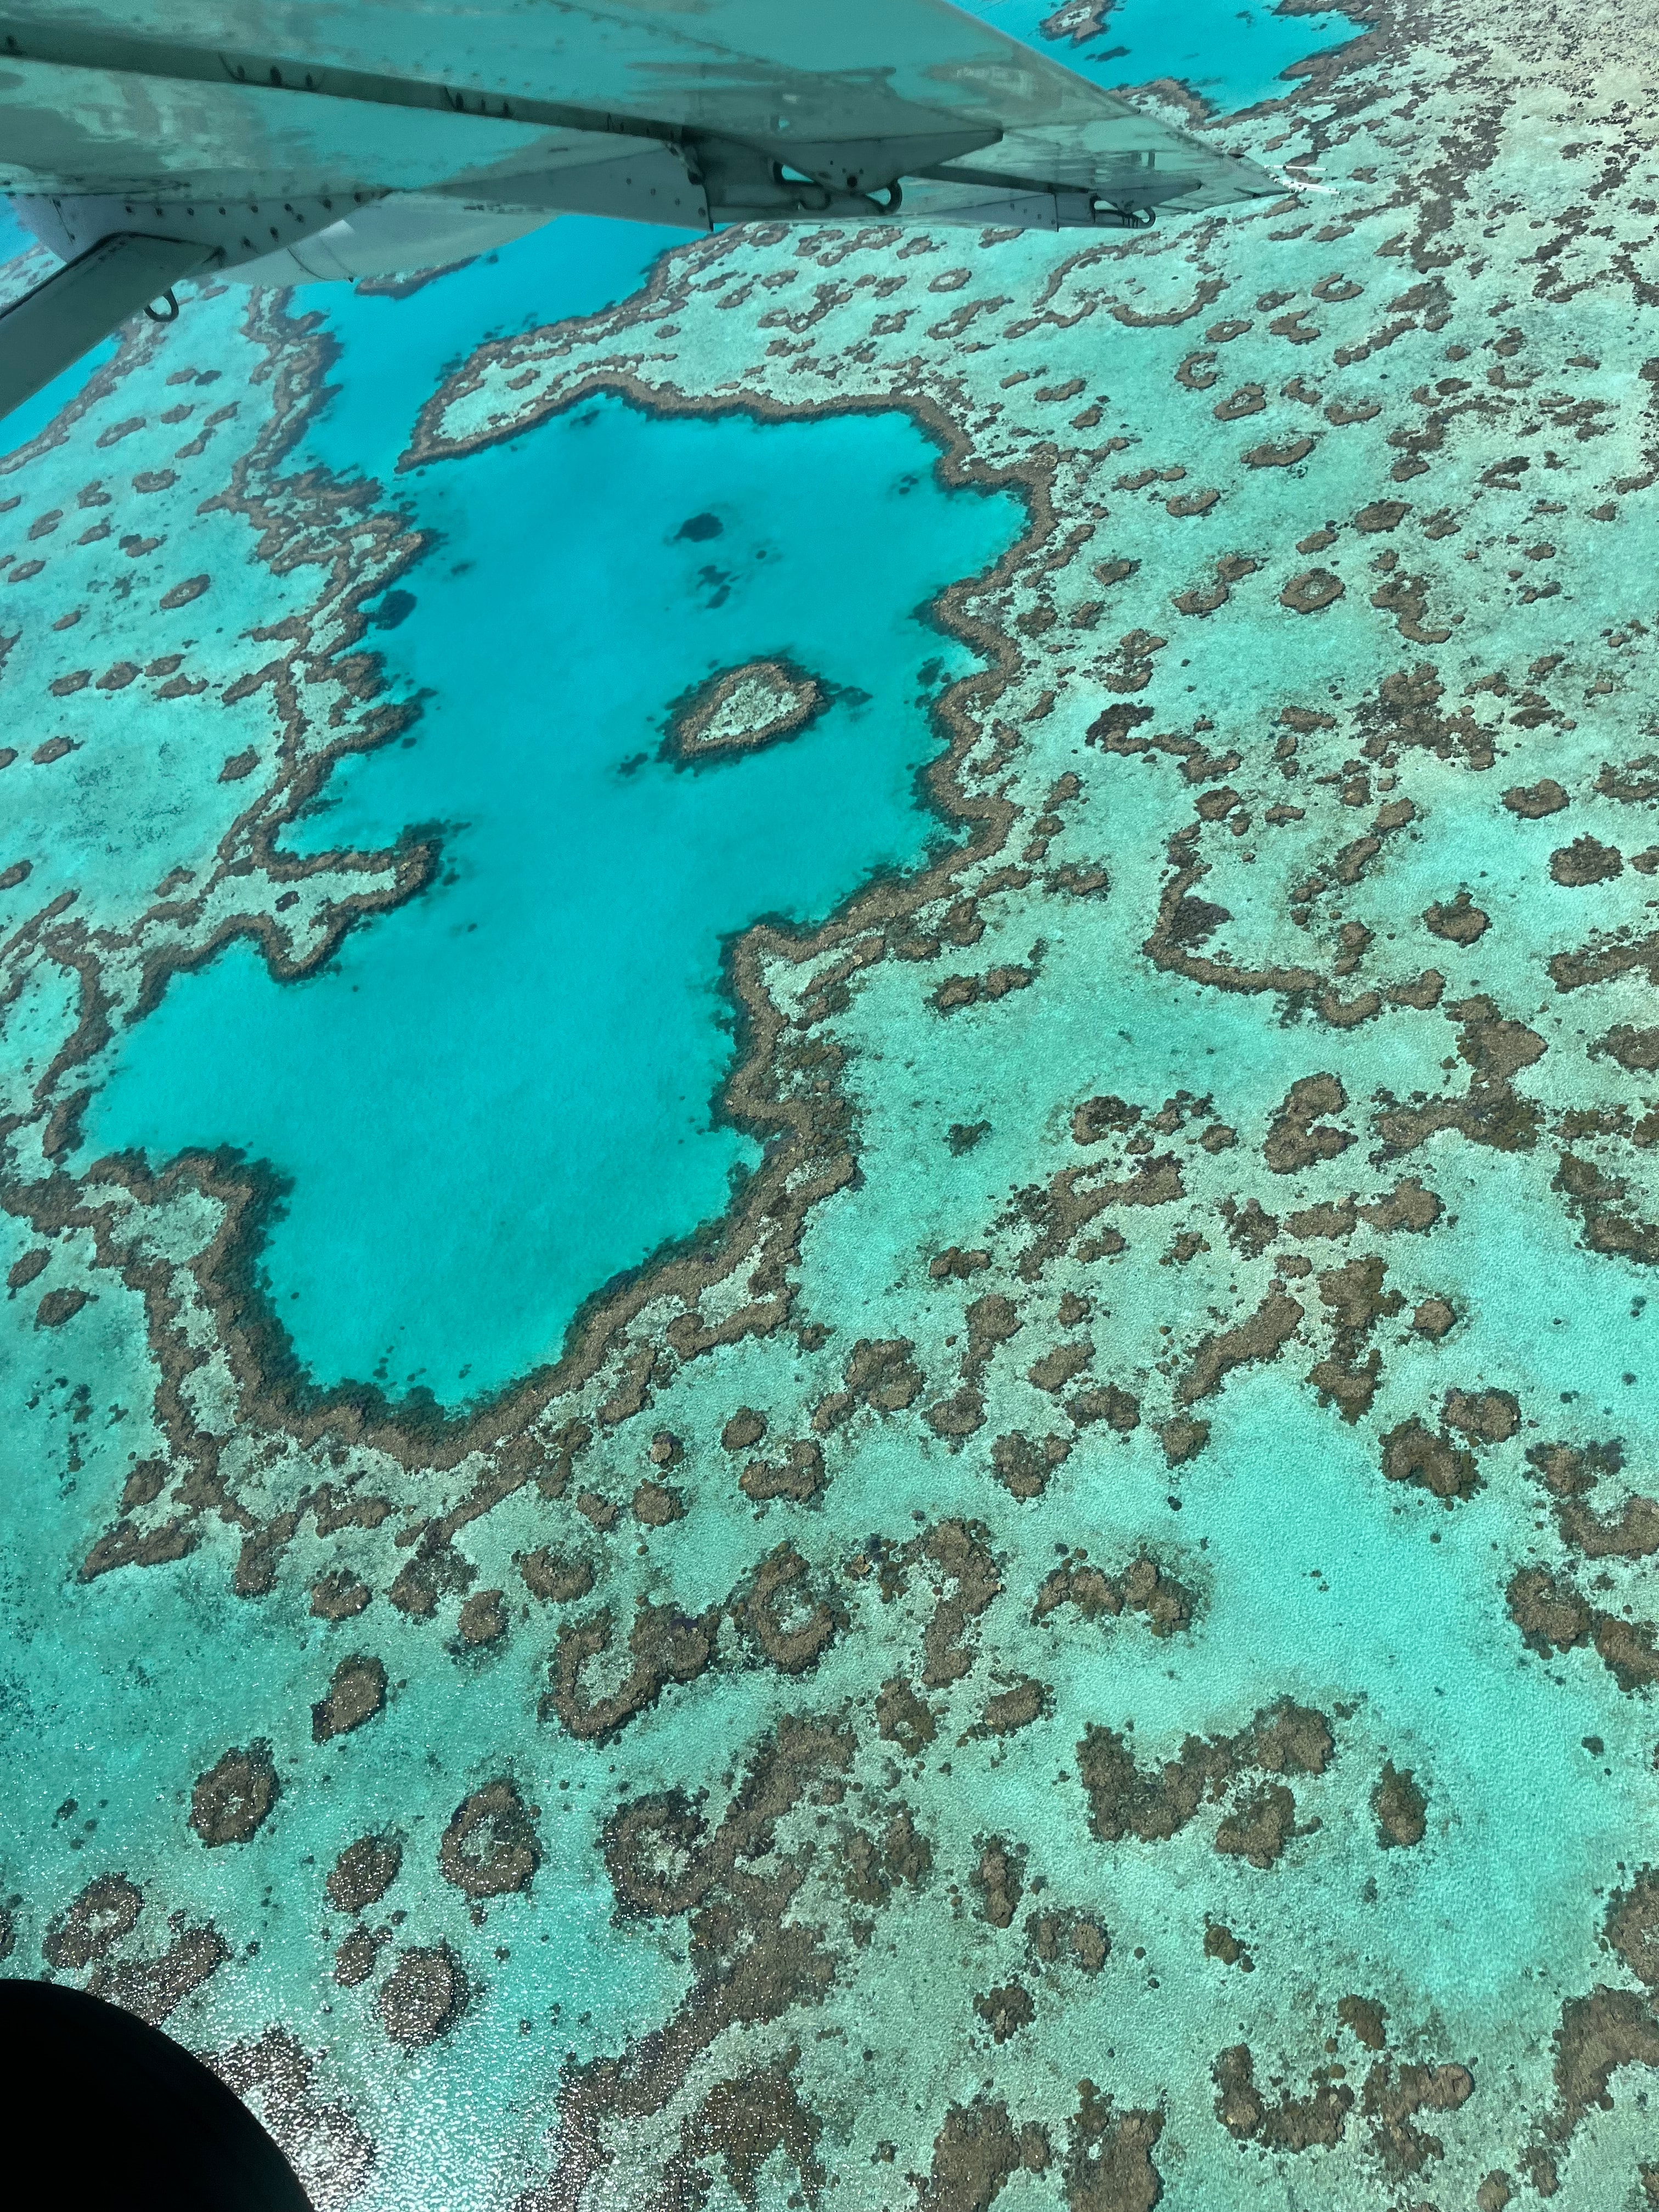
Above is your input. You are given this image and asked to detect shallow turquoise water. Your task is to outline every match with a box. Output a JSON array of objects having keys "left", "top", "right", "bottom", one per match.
[
  {"left": 9, "top": 2, "right": 1659, "bottom": 2207},
  {"left": 974, "top": 0, "right": 1360, "bottom": 109},
  {"left": 83, "top": 397, "right": 1017, "bottom": 1405}
]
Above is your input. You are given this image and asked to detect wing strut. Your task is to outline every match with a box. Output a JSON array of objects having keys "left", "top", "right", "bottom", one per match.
[{"left": 0, "top": 230, "right": 213, "bottom": 417}]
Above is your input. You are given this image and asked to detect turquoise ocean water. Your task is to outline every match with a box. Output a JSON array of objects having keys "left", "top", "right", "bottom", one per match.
[
  {"left": 10, "top": 2, "right": 1659, "bottom": 2208},
  {"left": 981, "top": 0, "right": 1358, "bottom": 107},
  {"left": 64, "top": 0, "right": 1359, "bottom": 1412},
  {"left": 84, "top": 396, "right": 1015, "bottom": 1404}
]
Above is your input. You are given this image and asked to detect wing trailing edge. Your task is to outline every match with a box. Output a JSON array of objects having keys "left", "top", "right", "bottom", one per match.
[
  {"left": 0, "top": 2, "right": 1285, "bottom": 412},
  {"left": 0, "top": 229, "right": 211, "bottom": 416}
]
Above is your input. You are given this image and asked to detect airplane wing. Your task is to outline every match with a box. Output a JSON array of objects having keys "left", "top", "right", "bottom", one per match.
[{"left": 0, "top": 2, "right": 1280, "bottom": 412}]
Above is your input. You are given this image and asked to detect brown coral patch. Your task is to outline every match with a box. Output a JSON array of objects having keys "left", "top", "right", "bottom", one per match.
[
  {"left": 328, "top": 1834, "right": 402, "bottom": 1914},
  {"left": 631, "top": 1480, "right": 685, "bottom": 1525},
  {"left": 542, "top": 1596, "right": 719, "bottom": 1741},
  {"left": 334, "top": 1926, "right": 383, "bottom": 1986},
  {"left": 667, "top": 2052, "right": 827, "bottom": 2210},
  {"left": 1339, "top": 1994, "right": 1388, "bottom": 2050},
  {"left": 919, "top": 2097, "right": 1042, "bottom": 2211},
  {"left": 1073, "top": 1094, "right": 1140, "bottom": 1144},
  {"left": 543, "top": 1707, "right": 854, "bottom": 2198},
  {"left": 1028, "top": 1908, "right": 1109, "bottom": 1973},
  {"left": 1015, "top": 1152, "right": 1182, "bottom": 1276},
  {"left": 5, "top": 1246, "right": 49, "bottom": 1292},
  {"left": 963, "top": 1292, "right": 1021, "bottom": 1382},
  {"left": 1605, "top": 1869, "right": 1659, "bottom": 1987},
  {"left": 870, "top": 1518, "right": 1002, "bottom": 1688},
  {"left": 1280, "top": 568, "right": 1345, "bottom": 613},
  {"left": 439, "top": 1776, "right": 540, "bottom": 1897},
  {"left": 1450, "top": 998, "right": 1546, "bottom": 1083},
  {"left": 1506, "top": 1565, "right": 1593, "bottom": 1652},
  {"left": 1167, "top": 894, "right": 1229, "bottom": 945},
  {"left": 456, "top": 1587, "right": 507, "bottom": 1645},
  {"left": 1308, "top": 1255, "right": 1403, "bottom": 1420},
  {"left": 1203, "top": 1920, "right": 1252, "bottom": 1971},
  {"left": 1380, "top": 1418, "right": 1479, "bottom": 1504},
  {"left": 847, "top": 1335, "right": 924, "bottom": 1409},
  {"left": 1076, "top": 1699, "right": 1331, "bottom": 1851},
  {"left": 1264, "top": 1074, "right": 1353, "bottom": 1173},
  {"left": 1443, "top": 1388, "right": 1520, "bottom": 1443},
  {"left": 1063, "top": 2084, "right": 1163, "bottom": 2212},
  {"left": 1176, "top": 1291, "right": 1304, "bottom": 1406},
  {"left": 210, "top": 2026, "right": 372, "bottom": 2193},
  {"left": 1213, "top": 2044, "right": 1353, "bottom": 2148},
  {"left": 1594, "top": 1612, "right": 1659, "bottom": 1692},
  {"left": 1029, "top": 1340, "right": 1093, "bottom": 1393},
  {"left": 990, "top": 1429, "right": 1073, "bottom": 1499},
  {"left": 379, "top": 1943, "right": 466, "bottom": 2047},
  {"left": 1159, "top": 1414, "right": 1210, "bottom": 1465},
  {"left": 876, "top": 1675, "right": 936, "bottom": 1756},
  {"left": 734, "top": 1542, "right": 843, "bottom": 1674},
  {"left": 1373, "top": 1760, "right": 1428, "bottom": 1847},
  {"left": 1423, "top": 890, "right": 1488, "bottom": 944},
  {"left": 1252, "top": 1702, "right": 1335, "bottom": 1774},
  {"left": 664, "top": 654, "right": 827, "bottom": 764},
  {"left": 606, "top": 1713, "right": 853, "bottom": 1925},
  {"left": 1034, "top": 1553, "right": 1194, "bottom": 1637},
  {"left": 1214, "top": 1783, "right": 1301, "bottom": 1869},
  {"left": 1068, "top": 1381, "right": 1142, "bottom": 1431},
  {"left": 973, "top": 1981, "right": 1035, "bottom": 2043},
  {"left": 739, "top": 1437, "right": 826, "bottom": 1502},
  {"left": 1552, "top": 1151, "right": 1659, "bottom": 1268},
  {"left": 964, "top": 1677, "right": 1051, "bottom": 1740},
  {"left": 1551, "top": 1988, "right": 1659, "bottom": 2136},
  {"left": 190, "top": 1741, "right": 279, "bottom": 1847},
  {"left": 1550, "top": 835, "right": 1622, "bottom": 887},
  {"left": 42, "top": 1872, "right": 143, "bottom": 1971},
  {"left": 311, "top": 1653, "right": 387, "bottom": 1742},
  {"left": 815, "top": 1338, "right": 923, "bottom": 1429},
  {"left": 721, "top": 1407, "right": 768, "bottom": 1452},
  {"left": 1597, "top": 1024, "right": 1659, "bottom": 1073},
  {"left": 518, "top": 1548, "right": 596, "bottom": 1604},
  {"left": 1562, "top": 1489, "right": 1659, "bottom": 1559},
  {"left": 311, "top": 1571, "right": 372, "bottom": 1620},
  {"left": 972, "top": 1836, "right": 1025, "bottom": 1930},
  {"left": 91, "top": 1921, "right": 229, "bottom": 2024},
  {"left": 1505, "top": 1548, "right": 1659, "bottom": 1689},
  {"left": 1245, "top": 436, "right": 1317, "bottom": 469},
  {"left": 1362, "top": 2058, "right": 1474, "bottom": 2173},
  {"left": 1361, "top": 1177, "right": 1443, "bottom": 1231},
  {"left": 1505, "top": 778, "right": 1568, "bottom": 818}
]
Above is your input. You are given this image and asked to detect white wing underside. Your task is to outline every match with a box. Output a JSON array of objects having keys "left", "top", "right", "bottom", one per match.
[
  {"left": 0, "top": 1, "right": 1278, "bottom": 233},
  {"left": 0, "top": 3, "right": 1282, "bottom": 413}
]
